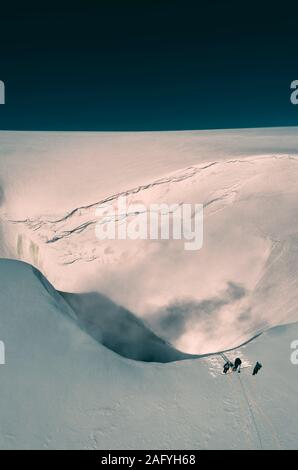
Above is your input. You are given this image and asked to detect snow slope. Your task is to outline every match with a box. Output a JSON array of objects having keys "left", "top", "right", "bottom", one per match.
[
  {"left": 1, "top": 129, "right": 298, "bottom": 449},
  {"left": 1, "top": 129, "right": 298, "bottom": 354},
  {"left": 0, "top": 259, "right": 297, "bottom": 450}
]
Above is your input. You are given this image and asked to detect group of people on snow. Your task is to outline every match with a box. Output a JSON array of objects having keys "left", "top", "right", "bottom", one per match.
[{"left": 223, "top": 358, "right": 262, "bottom": 375}]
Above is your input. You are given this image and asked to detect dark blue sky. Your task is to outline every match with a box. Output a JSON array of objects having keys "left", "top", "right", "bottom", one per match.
[{"left": 0, "top": 1, "right": 298, "bottom": 131}]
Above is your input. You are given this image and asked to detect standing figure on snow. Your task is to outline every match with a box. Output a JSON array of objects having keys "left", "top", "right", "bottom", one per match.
[
  {"left": 233, "top": 357, "right": 242, "bottom": 372},
  {"left": 223, "top": 361, "right": 232, "bottom": 374},
  {"left": 253, "top": 362, "right": 262, "bottom": 375}
]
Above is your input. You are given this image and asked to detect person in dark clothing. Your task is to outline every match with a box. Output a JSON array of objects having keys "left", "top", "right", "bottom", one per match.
[
  {"left": 223, "top": 361, "right": 231, "bottom": 374},
  {"left": 233, "top": 357, "right": 242, "bottom": 372},
  {"left": 253, "top": 362, "right": 262, "bottom": 375}
]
